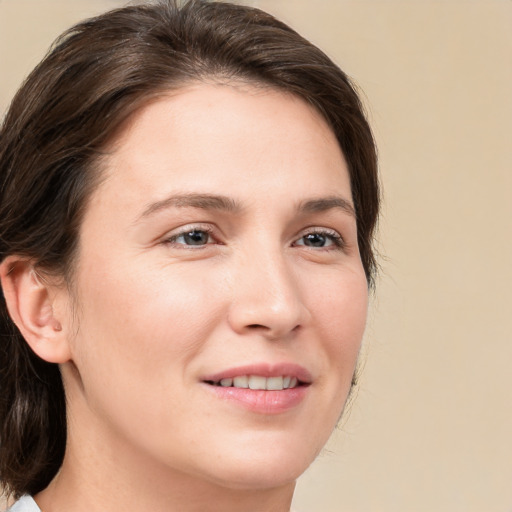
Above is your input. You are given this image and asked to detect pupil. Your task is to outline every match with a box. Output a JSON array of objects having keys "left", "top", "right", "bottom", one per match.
[
  {"left": 185, "top": 230, "right": 208, "bottom": 245},
  {"left": 305, "top": 233, "right": 325, "bottom": 247}
]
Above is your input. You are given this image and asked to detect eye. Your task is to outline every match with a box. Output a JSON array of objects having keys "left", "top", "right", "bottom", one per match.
[
  {"left": 294, "top": 229, "right": 344, "bottom": 249},
  {"left": 165, "top": 227, "right": 216, "bottom": 247}
]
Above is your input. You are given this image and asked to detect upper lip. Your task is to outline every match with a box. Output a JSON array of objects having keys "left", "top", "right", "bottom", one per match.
[{"left": 201, "top": 363, "right": 313, "bottom": 385}]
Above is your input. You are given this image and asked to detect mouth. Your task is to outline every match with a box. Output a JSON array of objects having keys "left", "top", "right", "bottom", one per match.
[
  {"left": 204, "top": 375, "right": 303, "bottom": 391},
  {"left": 201, "top": 364, "right": 312, "bottom": 414}
]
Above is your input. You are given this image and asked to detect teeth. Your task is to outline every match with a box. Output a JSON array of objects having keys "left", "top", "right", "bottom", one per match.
[
  {"left": 248, "top": 375, "right": 267, "bottom": 390},
  {"left": 266, "top": 376, "right": 284, "bottom": 390},
  {"left": 233, "top": 376, "right": 249, "bottom": 388},
  {"left": 215, "top": 375, "right": 300, "bottom": 390}
]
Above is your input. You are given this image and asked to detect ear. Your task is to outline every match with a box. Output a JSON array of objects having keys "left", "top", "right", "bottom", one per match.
[{"left": 0, "top": 256, "right": 72, "bottom": 364}]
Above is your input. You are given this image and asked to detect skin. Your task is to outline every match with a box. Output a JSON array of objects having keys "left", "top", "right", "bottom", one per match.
[{"left": 4, "top": 83, "right": 368, "bottom": 512}]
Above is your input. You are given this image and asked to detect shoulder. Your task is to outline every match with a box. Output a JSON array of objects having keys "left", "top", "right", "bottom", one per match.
[{"left": 5, "top": 496, "right": 41, "bottom": 512}]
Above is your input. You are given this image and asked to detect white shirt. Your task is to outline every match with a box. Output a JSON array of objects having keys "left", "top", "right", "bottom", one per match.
[{"left": 6, "top": 496, "right": 40, "bottom": 512}]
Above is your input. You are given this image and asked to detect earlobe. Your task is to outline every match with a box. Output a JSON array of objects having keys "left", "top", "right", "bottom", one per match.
[{"left": 0, "top": 256, "right": 71, "bottom": 364}]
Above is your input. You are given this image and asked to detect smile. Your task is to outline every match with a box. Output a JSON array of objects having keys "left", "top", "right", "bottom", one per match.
[
  {"left": 201, "top": 364, "right": 311, "bottom": 414},
  {"left": 206, "top": 375, "right": 300, "bottom": 390}
]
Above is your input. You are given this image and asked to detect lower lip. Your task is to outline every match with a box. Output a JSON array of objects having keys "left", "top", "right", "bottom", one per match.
[{"left": 203, "top": 384, "right": 309, "bottom": 414}]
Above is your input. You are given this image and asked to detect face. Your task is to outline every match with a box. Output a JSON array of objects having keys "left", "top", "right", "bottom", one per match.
[{"left": 61, "top": 83, "right": 368, "bottom": 490}]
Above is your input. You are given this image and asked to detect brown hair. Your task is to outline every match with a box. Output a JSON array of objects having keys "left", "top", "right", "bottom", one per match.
[{"left": 0, "top": 0, "right": 379, "bottom": 498}]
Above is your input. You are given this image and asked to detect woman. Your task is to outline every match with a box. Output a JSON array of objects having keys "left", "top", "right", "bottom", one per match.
[{"left": 0, "top": 1, "right": 379, "bottom": 511}]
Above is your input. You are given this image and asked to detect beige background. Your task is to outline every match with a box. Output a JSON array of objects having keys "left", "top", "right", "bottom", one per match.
[{"left": 1, "top": 1, "right": 511, "bottom": 511}]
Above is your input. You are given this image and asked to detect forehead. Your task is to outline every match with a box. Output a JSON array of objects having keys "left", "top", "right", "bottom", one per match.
[{"left": 93, "top": 83, "right": 351, "bottom": 216}]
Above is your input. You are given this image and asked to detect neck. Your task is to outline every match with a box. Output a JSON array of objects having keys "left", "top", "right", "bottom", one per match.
[
  {"left": 37, "top": 472, "right": 295, "bottom": 512},
  {"left": 35, "top": 397, "right": 296, "bottom": 512}
]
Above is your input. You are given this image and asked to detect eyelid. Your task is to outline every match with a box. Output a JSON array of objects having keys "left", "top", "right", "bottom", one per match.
[
  {"left": 294, "top": 227, "right": 345, "bottom": 249},
  {"left": 160, "top": 223, "right": 345, "bottom": 250},
  {"left": 162, "top": 223, "right": 219, "bottom": 247}
]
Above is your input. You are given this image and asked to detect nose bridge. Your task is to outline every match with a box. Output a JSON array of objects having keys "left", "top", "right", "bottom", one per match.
[{"left": 228, "top": 240, "right": 308, "bottom": 338}]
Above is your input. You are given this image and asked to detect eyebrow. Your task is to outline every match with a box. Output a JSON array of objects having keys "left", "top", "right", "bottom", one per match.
[
  {"left": 138, "top": 193, "right": 242, "bottom": 220},
  {"left": 137, "top": 192, "right": 356, "bottom": 221},
  {"left": 297, "top": 196, "right": 356, "bottom": 218}
]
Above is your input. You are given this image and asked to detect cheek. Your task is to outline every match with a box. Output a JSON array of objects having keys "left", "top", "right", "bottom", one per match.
[
  {"left": 309, "top": 268, "right": 368, "bottom": 396},
  {"left": 65, "top": 263, "right": 226, "bottom": 446},
  {"left": 70, "top": 261, "right": 225, "bottom": 378},
  {"left": 312, "top": 267, "right": 368, "bottom": 344}
]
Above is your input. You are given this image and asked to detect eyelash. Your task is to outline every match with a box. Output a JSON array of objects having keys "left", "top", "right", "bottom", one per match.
[
  {"left": 163, "top": 224, "right": 217, "bottom": 248},
  {"left": 162, "top": 225, "right": 345, "bottom": 250},
  {"left": 294, "top": 228, "right": 345, "bottom": 250}
]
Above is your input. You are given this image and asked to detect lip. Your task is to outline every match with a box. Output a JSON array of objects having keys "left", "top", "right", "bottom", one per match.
[
  {"left": 201, "top": 363, "right": 313, "bottom": 384},
  {"left": 201, "top": 363, "right": 312, "bottom": 415}
]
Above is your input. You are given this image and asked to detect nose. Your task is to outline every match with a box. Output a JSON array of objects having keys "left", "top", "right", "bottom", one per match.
[{"left": 227, "top": 247, "right": 310, "bottom": 340}]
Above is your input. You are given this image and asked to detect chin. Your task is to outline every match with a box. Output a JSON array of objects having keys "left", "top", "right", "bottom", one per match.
[
  {"left": 208, "top": 461, "right": 305, "bottom": 492},
  {"left": 199, "top": 434, "right": 323, "bottom": 491}
]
